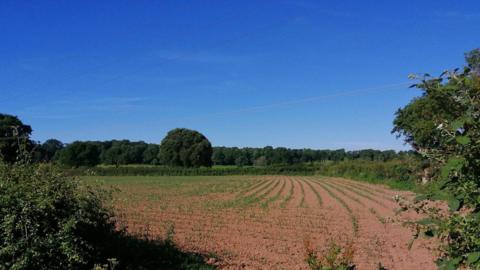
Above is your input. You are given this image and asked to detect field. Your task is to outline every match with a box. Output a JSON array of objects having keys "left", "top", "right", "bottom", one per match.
[{"left": 83, "top": 175, "right": 438, "bottom": 270}]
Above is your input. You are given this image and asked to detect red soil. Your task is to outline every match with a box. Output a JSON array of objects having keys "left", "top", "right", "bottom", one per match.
[{"left": 114, "top": 176, "right": 439, "bottom": 270}]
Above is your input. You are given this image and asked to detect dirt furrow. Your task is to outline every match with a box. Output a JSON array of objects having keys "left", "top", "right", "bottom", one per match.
[
  {"left": 309, "top": 177, "right": 437, "bottom": 270},
  {"left": 326, "top": 179, "right": 391, "bottom": 209}
]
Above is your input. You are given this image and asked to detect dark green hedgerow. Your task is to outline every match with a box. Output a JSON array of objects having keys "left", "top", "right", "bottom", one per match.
[
  {"left": 315, "top": 159, "right": 420, "bottom": 191},
  {"left": 64, "top": 164, "right": 317, "bottom": 176}
]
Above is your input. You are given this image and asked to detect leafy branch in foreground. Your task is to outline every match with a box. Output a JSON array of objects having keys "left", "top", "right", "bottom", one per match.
[{"left": 393, "top": 48, "right": 480, "bottom": 269}]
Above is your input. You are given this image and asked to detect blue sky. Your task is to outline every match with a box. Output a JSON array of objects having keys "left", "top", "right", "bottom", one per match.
[{"left": 1, "top": 1, "right": 479, "bottom": 150}]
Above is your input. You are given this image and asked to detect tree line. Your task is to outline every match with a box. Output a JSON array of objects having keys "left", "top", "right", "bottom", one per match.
[
  {"left": 1, "top": 114, "right": 411, "bottom": 168},
  {"left": 212, "top": 146, "right": 410, "bottom": 166}
]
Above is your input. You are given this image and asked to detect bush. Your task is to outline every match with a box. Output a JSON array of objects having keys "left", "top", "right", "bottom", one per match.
[
  {"left": 0, "top": 163, "right": 117, "bottom": 269},
  {"left": 315, "top": 159, "right": 419, "bottom": 190}
]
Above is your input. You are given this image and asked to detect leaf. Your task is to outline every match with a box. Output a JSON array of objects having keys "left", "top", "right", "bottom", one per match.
[
  {"left": 451, "top": 120, "right": 464, "bottom": 130},
  {"left": 441, "top": 257, "right": 462, "bottom": 270},
  {"left": 447, "top": 198, "right": 461, "bottom": 211},
  {"left": 441, "top": 157, "right": 465, "bottom": 178},
  {"left": 467, "top": 252, "right": 480, "bottom": 264},
  {"left": 456, "top": 136, "right": 471, "bottom": 145}
]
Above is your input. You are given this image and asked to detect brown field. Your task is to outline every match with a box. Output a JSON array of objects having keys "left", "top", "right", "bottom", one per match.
[{"left": 85, "top": 175, "right": 439, "bottom": 270}]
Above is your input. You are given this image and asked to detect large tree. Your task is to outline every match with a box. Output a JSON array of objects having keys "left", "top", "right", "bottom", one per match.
[
  {"left": 159, "top": 128, "right": 213, "bottom": 167},
  {"left": 0, "top": 113, "right": 33, "bottom": 163}
]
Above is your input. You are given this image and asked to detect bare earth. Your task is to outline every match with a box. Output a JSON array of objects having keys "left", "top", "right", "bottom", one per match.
[{"left": 111, "top": 176, "right": 439, "bottom": 270}]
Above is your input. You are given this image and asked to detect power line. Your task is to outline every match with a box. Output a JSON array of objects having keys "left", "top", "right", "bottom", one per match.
[
  {"left": 164, "top": 81, "right": 411, "bottom": 122},
  {"left": 6, "top": 82, "right": 411, "bottom": 140}
]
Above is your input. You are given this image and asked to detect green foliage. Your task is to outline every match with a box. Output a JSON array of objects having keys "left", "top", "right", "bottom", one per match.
[
  {"left": 316, "top": 159, "right": 419, "bottom": 191},
  {"left": 0, "top": 113, "right": 33, "bottom": 163},
  {"left": 393, "top": 48, "right": 480, "bottom": 268},
  {"left": 159, "top": 128, "right": 213, "bottom": 167},
  {"left": 39, "top": 139, "right": 64, "bottom": 162},
  {"left": 34, "top": 138, "right": 410, "bottom": 169},
  {"left": 56, "top": 141, "right": 102, "bottom": 167},
  {"left": 142, "top": 144, "right": 160, "bottom": 165},
  {"left": 305, "top": 240, "right": 356, "bottom": 270},
  {"left": 100, "top": 140, "right": 148, "bottom": 166},
  {"left": 0, "top": 163, "right": 117, "bottom": 269},
  {"left": 212, "top": 146, "right": 408, "bottom": 166},
  {"left": 65, "top": 164, "right": 317, "bottom": 176}
]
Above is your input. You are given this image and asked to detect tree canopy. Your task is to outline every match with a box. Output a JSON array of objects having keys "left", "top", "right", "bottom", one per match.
[
  {"left": 0, "top": 113, "right": 33, "bottom": 163},
  {"left": 56, "top": 141, "right": 102, "bottom": 167},
  {"left": 159, "top": 128, "right": 213, "bottom": 167}
]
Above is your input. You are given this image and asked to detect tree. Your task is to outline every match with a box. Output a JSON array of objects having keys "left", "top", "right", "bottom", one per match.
[
  {"left": 159, "top": 128, "right": 213, "bottom": 167},
  {"left": 0, "top": 114, "right": 33, "bottom": 163},
  {"left": 212, "top": 147, "right": 226, "bottom": 165},
  {"left": 143, "top": 144, "right": 160, "bottom": 164},
  {"left": 253, "top": 156, "right": 267, "bottom": 166},
  {"left": 393, "top": 49, "right": 480, "bottom": 269},
  {"left": 56, "top": 141, "right": 101, "bottom": 167},
  {"left": 40, "top": 139, "right": 64, "bottom": 162}
]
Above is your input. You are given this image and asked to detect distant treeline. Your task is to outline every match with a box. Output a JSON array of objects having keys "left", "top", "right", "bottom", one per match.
[
  {"left": 211, "top": 146, "right": 411, "bottom": 166},
  {"left": 34, "top": 139, "right": 412, "bottom": 167}
]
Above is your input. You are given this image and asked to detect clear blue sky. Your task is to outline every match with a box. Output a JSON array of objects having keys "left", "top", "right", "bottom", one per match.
[{"left": 1, "top": 1, "right": 479, "bottom": 150}]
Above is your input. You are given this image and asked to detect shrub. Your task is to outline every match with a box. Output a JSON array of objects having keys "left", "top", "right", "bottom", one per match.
[
  {"left": 0, "top": 163, "right": 117, "bottom": 269},
  {"left": 315, "top": 159, "right": 419, "bottom": 190},
  {"left": 393, "top": 49, "right": 480, "bottom": 268}
]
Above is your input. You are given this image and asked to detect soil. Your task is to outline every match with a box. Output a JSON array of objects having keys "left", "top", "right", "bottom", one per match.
[{"left": 114, "top": 176, "right": 439, "bottom": 270}]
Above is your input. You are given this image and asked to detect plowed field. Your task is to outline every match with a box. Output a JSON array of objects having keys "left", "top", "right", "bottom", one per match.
[{"left": 86, "top": 176, "right": 438, "bottom": 269}]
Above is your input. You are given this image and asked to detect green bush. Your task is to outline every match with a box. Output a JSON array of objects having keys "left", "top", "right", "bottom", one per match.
[
  {"left": 0, "top": 163, "right": 117, "bottom": 269},
  {"left": 393, "top": 49, "right": 480, "bottom": 268},
  {"left": 315, "top": 159, "right": 419, "bottom": 190}
]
